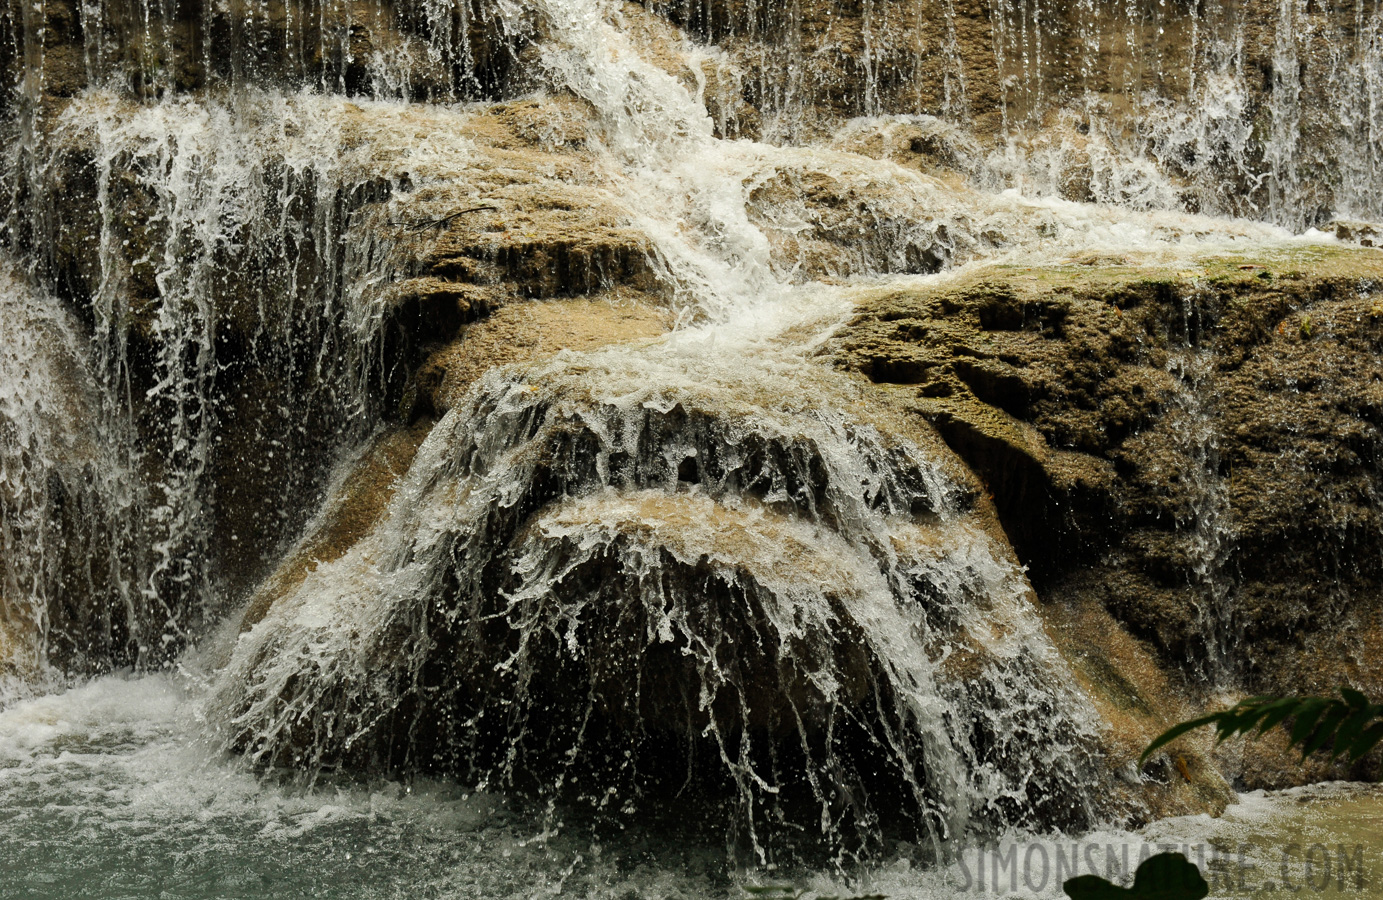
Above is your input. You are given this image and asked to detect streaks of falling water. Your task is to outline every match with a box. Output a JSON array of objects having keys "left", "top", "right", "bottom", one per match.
[
  {"left": 9, "top": 1, "right": 1383, "bottom": 226},
  {"left": 213, "top": 345, "right": 1107, "bottom": 863},
  {"left": 0, "top": 260, "right": 96, "bottom": 689},
  {"left": 1, "top": 90, "right": 477, "bottom": 671},
  {"left": 0, "top": 0, "right": 1373, "bottom": 870},
  {"left": 58, "top": 0, "right": 527, "bottom": 103},
  {"left": 0, "top": 258, "right": 151, "bottom": 685},
  {"left": 644, "top": 0, "right": 1383, "bottom": 228},
  {"left": 1165, "top": 286, "right": 1237, "bottom": 687},
  {"left": 508, "top": 0, "right": 782, "bottom": 320},
  {"left": 1266, "top": 0, "right": 1305, "bottom": 232}
]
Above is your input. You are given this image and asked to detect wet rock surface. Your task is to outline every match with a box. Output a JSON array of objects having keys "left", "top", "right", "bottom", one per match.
[
  {"left": 11, "top": 0, "right": 1383, "bottom": 228},
  {"left": 4, "top": 0, "right": 1383, "bottom": 856},
  {"left": 237, "top": 291, "right": 671, "bottom": 631},
  {"left": 829, "top": 246, "right": 1383, "bottom": 785},
  {"left": 9, "top": 88, "right": 665, "bottom": 669}
]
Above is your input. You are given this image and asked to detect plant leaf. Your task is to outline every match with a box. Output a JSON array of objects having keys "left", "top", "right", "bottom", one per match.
[
  {"left": 1063, "top": 852, "right": 1208, "bottom": 900},
  {"left": 1063, "top": 874, "right": 1129, "bottom": 900},
  {"left": 1251, "top": 698, "right": 1305, "bottom": 737},
  {"left": 1215, "top": 705, "right": 1261, "bottom": 741},
  {"left": 1144, "top": 689, "right": 1383, "bottom": 770},
  {"left": 1141, "top": 714, "right": 1221, "bottom": 765},
  {"left": 1301, "top": 702, "right": 1349, "bottom": 759},
  {"left": 1331, "top": 704, "right": 1376, "bottom": 760},
  {"left": 1288, "top": 699, "right": 1332, "bottom": 746},
  {"left": 1131, "top": 853, "right": 1210, "bottom": 900},
  {"left": 1340, "top": 688, "right": 1369, "bottom": 709},
  {"left": 1346, "top": 721, "right": 1383, "bottom": 761}
]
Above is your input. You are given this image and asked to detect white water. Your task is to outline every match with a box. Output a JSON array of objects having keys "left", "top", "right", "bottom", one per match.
[
  {"left": 2, "top": 671, "right": 1380, "bottom": 897},
  {"left": 6, "top": 89, "right": 489, "bottom": 669},
  {"left": 0, "top": 671, "right": 731, "bottom": 899},
  {"left": 0, "top": 261, "right": 102, "bottom": 690},
  {"left": 211, "top": 326, "right": 1111, "bottom": 861},
  {"left": 2, "top": 0, "right": 1381, "bottom": 891}
]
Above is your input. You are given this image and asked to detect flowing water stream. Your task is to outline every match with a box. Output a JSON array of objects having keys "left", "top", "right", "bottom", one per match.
[{"left": 2, "top": 0, "right": 1382, "bottom": 894}]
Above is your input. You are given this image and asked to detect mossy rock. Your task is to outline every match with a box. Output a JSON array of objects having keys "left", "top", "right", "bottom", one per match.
[{"left": 829, "top": 246, "right": 1383, "bottom": 791}]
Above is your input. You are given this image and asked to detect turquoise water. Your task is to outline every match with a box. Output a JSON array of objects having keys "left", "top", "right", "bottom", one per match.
[
  {"left": 2, "top": 672, "right": 1381, "bottom": 899},
  {"left": 0, "top": 674, "right": 727, "bottom": 900}
]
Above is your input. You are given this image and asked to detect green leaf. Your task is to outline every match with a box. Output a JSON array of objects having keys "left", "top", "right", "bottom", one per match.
[
  {"left": 1288, "top": 699, "right": 1332, "bottom": 746},
  {"left": 1252, "top": 698, "right": 1305, "bottom": 738},
  {"left": 1346, "top": 721, "right": 1383, "bottom": 761},
  {"left": 1140, "top": 714, "right": 1221, "bottom": 765},
  {"left": 1144, "top": 689, "right": 1383, "bottom": 771},
  {"left": 1215, "top": 705, "right": 1262, "bottom": 741},
  {"left": 1301, "top": 702, "right": 1349, "bottom": 759},
  {"left": 1331, "top": 704, "right": 1376, "bottom": 760},
  {"left": 1340, "top": 688, "right": 1369, "bottom": 709}
]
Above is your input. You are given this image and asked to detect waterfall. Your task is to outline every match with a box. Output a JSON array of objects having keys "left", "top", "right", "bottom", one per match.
[
  {"left": 0, "top": 259, "right": 103, "bottom": 688},
  {"left": 213, "top": 336, "right": 1108, "bottom": 861},
  {"left": 1, "top": 0, "right": 1381, "bottom": 884},
  {"left": 1, "top": 88, "right": 472, "bottom": 670},
  {"left": 1164, "top": 287, "right": 1236, "bottom": 686}
]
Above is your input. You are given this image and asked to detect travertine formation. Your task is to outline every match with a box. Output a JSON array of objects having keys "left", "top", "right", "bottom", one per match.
[
  {"left": 828, "top": 248, "right": 1383, "bottom": 787},
  {"left": 3, "top": 0, "right": 1382, "bottom": 852}
]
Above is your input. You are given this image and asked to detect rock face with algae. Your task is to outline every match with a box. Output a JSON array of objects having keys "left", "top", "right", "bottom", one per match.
[
  {"left": 8, "top": 88, "right": 672, "bottom": 669},
  {"left": 3, "top": 0, "right": 1383, "bottom": 851},
  {"left": 829, "top": 246, "right": 1383, "bottom": 786}
]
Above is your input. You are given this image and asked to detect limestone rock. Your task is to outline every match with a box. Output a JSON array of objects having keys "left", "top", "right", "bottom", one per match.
[
  {"left": 1327, "top": 220, "right": 1382, "bottom": 249},
  {"left": 240, "top": 291, "right": 672, "bottom": 633},
  {"left": 222, "top": 337, "right": 1130, "bottom": 852},
  {"left": 412, "top": 293, "right": 671, "bottom": 416},
  {"left": 239, "top": 420, "right": 434, "bottom": 633},
  {"left": 1, "top": 0, "right": 534, "bottom": 110},
  {"left": 829, "top": 246, "right": 1383, "bottom": 788}
]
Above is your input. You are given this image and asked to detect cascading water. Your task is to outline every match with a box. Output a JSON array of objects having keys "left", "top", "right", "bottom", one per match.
[
  {"left": 2, "top": 0, "right": 1382, "bottom": 893},
  {"left": 0, "top": 259, "right": 105, "bottom": 688},
  {"left": 213, "top": 335, "right": 1109, "bottom": 861},
  {"left": 1163, "top": 287, "right": 1236, "bottom": 686},
  {"left": 3, "top": 86, "right": 483, "bottom": 670}
]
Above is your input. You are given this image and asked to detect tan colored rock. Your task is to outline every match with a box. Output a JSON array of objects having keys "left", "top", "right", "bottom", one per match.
[
  {"left": 241, "top": 291, "right": 670, "bottom": 632},
  {"left": 0, "top": 596, "right": 39, "bottom": 682},
  {"left": 240, "top": 421, "right": 434, "bottom": 632},
  {"left": 413, "top": 292, "right": 672, "bottom": 415},
  {"left": 829, "top": 246, "right": 1383, "bottom": 787},
  {"left": 33, "top": 89, "right": 668, "bottom": 611},
  {"left": 1327, "top": 220, "right": 1382, "bottom": 249},
  {"left": 1042, "top": 596, "right": 1234, "bottom": 821},
  {"left": 365, "top": 96, "right": 664, "bottom": 320}
]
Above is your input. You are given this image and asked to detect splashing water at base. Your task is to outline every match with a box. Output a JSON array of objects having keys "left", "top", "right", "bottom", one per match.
[
  {"left": 208, "top": 326, "right": 1111, "bottom": 863},
  {"left": 2, "top": 672, "right": 1380, "bottom": 898},
  {"left": 0, "top": 671, "right": 731, "bottom": 899},
  {"left": 2, "top": 0, "right": 1382, "bottom": 890}
]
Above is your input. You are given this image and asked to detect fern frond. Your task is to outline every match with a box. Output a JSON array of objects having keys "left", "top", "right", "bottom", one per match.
[{"left": 1140, "top": 688, "right": 1383, "bottom": 766}]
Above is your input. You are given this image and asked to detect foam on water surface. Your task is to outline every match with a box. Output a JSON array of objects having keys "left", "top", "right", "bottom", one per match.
[
  {"left": 2, "top": 673, "right": 1380, "bottom": 898},
  {"left": 1, "top": 0, "right": 1381, "bottom": 888},
  {"left": 0, "top": 672, "right": 737, "bottom": 899}
]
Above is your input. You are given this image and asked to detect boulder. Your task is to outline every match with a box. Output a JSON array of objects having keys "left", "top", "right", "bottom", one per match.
[{"left": 829, "top": 245, "right": 1383, "bottom": 786}]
